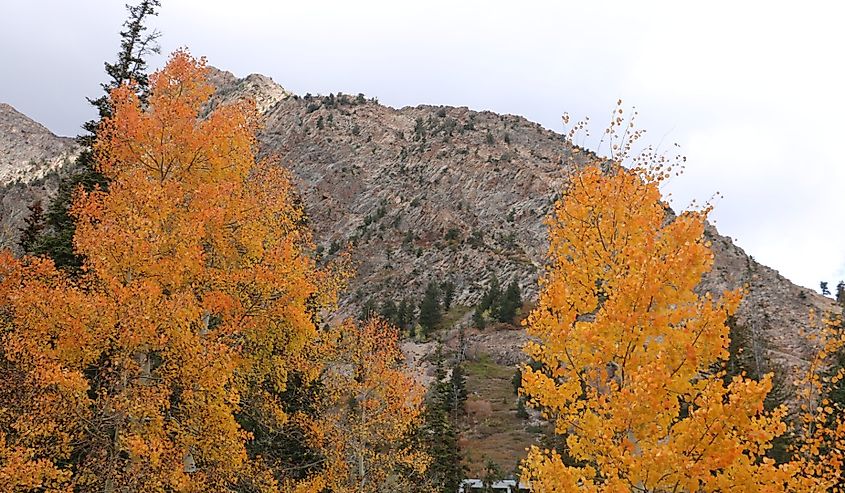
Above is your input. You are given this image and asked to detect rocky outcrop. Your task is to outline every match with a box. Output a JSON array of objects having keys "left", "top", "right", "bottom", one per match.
[
  {"left": 0, "top": 103, "right": 79, "bottom": 251},
  {"left": 0, "top": 103, "right": 79, "bottom": 186},
  {"left": 206, "top": 67, "right": 292, "bottom": 114}
]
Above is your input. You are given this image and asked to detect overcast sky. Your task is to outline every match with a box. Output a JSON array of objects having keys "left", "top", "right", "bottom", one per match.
[{"left": 2, "top": 1, "right": 843, "bottom": 292}]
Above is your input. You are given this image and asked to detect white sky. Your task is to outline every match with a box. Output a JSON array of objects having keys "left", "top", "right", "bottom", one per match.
[{"left": 2, "top": 0, "right": 843, "bottom": 292}]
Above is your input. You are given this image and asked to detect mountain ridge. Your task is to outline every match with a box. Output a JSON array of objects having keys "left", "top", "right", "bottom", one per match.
[
  {"left": 0, "top": 102, "right": 79, "bottom": 251},
  {"left": 0, "top": 69, "right": 835, "bottom": 389}
]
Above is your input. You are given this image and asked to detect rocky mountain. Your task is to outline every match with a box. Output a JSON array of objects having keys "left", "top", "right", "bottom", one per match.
[
  {"left": 205, "top": 69, "right": 836, "bottom": 378},
  {"left": 0, "top": 69, "right": 836, "bottom": 389},
  {"left": 0, "top": 103, "right": 79, "bottom": 251}
]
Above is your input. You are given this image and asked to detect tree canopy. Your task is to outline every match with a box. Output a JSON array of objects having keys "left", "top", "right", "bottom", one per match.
[
  {"left": 520, "top": 164, "right": 843, "bottom": 492},
  {"left": 0, "top": 50, "right": 342, "bottom": 492}
]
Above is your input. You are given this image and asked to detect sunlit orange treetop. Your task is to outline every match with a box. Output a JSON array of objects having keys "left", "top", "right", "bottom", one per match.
[{"left": 0, "top": 50, "right": 343, "bottom": 493}]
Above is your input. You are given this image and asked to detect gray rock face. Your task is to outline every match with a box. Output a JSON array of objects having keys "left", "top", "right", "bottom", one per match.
[
  {"left": 702, "top": 224, "right": 835, "bottom": 381},
  {"left": 208, "top": 72, "right": 835, "bottom": 390},
  {"left": 0, "top": 71, "right": 835, "bottom": 394},
  {"left": 209, "top": 76, "right": 589, "bottom": 311},
  {"left": 0, "top": 103, "right": 79, "bottom": 251},
  {"left": 0, "top": 103, "right": 79, "bottom": 186}
]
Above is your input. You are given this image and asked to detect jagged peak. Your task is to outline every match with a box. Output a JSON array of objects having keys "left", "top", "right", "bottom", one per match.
[
  {"left": 206, "top": 66, "right": 291, "bottom": 114},
  {"left": 0, "top": 103, "right": 59, "bottom": 136},
  {"left": 0, "top": 102, "right": 78, "bottom": 186}
]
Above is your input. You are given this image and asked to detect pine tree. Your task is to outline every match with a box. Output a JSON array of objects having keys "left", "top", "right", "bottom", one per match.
[
  {"left": 448, "top": 361, "right": 467, "bottom": 419},
  {"left": 379, "top": 299, "right": 399, "bottom": 325},
  {"left": 238, "top": 372, "right": 327, "bottom": 487},
  {"left": 27, "top": 0, "right": 161, "bottom": 271},
  {"left": 419, "top": 281, "right": 442, "bottom": 335},
  {"left": 423, "top": 349, "right": 464, "bottom": 493},
  {"left": 442, "top": 280, "right": 456, "bottom": 311},
  {"left": 479, "top": 275, "right": 500, "bottom": 313},
  {"left": 722, "top": 316, "right": 791, "bottom": 462},
  {"left": 359, "top": 298, "right": 378, "bottom": 320},
  {"left": 398, "top": 297, "right": 416, "bottom": 329},
  {"left": 495, "top": 281, "right": 521, "bottom": 323},
  {"left": 481, "top": 459, "right": 503, "bottom": 491},
  {"left": 473, "top": 305, "right": 486, "bottom": 329},
  {"left": 516, "top": 397, "right": 529, "bottom": 419},
  {"left": 17, "top": 200, "right": 44, "bottom": 253}
]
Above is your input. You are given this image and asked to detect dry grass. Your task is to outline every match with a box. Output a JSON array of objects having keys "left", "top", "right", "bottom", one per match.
[
  {"left": 459, "top": 352, "right": 549, "bottom": 477},
  {"left": 465, "top": 398, "right": 493, "bottom": 422}
]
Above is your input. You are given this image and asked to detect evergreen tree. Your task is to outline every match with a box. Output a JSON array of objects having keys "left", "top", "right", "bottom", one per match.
[
  {"left": 238, "top": 372, "right": 326, "bottom": 486},
  {"left": 479, "top": 275, "right": 501, "bottom": 312},
  {"left": 723, "top": 316, "right": 757, "bottom": 380},
  {"left": 419, "top": 281, "right": 442, "bottom": 335},
  {"left": 448, "top": 361, "right": 467, "bottom": 419},
  {"left": 27, "top": 0, "right": 161, "bottom": 272},
  {"left": 422, "top": 349, "right": 465, "bottom": 492},
  {"left": 495, "top": 281, "right": 522, "bottom": 323},
  {"left": 379, "top": 298, "right": 399, "bottom": 325},
  {"left": 722, "top": 315, "right": 791, "bottom": 462},
  {"left": 17, "top": 200, "right": 44, "bottom": 253},
  {"left": 516, "top": 397, "right": 529, "bottom": 419},
  {"left": 398, "top": 297, "right": 416, "bottom": 329},
  {"left": 442, "top": 280, "right": 456, "bottom": 311},
  {"left": 822, "top": 281, "right": 832, "bottom": 296},
  {"left": 473, "top": 305, "right": 486, "bottom": 329},
  {"left": 359, "top": 298, "right": 378, "bottom": 320},
  {"left": 481, "top": 459, "right": 503, "bottom": 491},
  {"left": 422, "top": 403, "right": 459, "bottom": 492},
  {"left": 511, "top": 368, "right": 522, "bottom": 395},
  {"left": 475, "top": 276, "right": 513, "bottom": 327}
]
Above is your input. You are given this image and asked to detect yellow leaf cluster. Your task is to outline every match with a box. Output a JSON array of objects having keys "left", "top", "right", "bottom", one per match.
[
  {"left": 788, "top": 315, "right": 845, "bottom": 490},
  {"left": 520, "top": 164, "right": 836, "bottom": 492},
  {"left": 310, "top": 318, "right": 430, "bottom": 493}
]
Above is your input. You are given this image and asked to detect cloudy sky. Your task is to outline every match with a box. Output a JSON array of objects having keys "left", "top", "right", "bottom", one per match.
[{"left": 2, "top": 1, "right": 843, "bottom": 292}]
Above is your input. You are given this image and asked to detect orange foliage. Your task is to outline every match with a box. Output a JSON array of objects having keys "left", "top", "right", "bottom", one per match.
[
  {"left": 0, "top": 51, "right": 337, "bottom": 492},
  {"left": 789, "top": 315, "right": 845, "bottom": 490},
  {"left": 519, "top": 164, "right": 828, "bottom": 492},
  {"left": 309, "top": 318, "right": 430, "bottom": 493}
]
